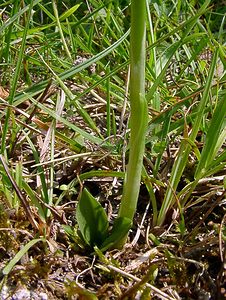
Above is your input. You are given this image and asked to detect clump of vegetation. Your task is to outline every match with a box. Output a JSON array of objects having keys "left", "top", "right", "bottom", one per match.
[{"left": 0, "top": 0, "right": 225, "bottom": 299}]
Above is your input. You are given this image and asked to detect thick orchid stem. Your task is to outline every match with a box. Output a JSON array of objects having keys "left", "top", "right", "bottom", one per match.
[{"left": 117, "top": 0, "right": 148, "bottom": 243}]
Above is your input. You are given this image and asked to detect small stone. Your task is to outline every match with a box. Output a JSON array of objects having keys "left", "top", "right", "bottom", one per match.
[
  {"left": 12, "top": 288, "right": 30, "bottom": 300},
  {"left": 0, "top": 285, "right": 9, "bottom": 300},
  {"left": 39, "top": 292, "right": 48, "bottom": 300}
]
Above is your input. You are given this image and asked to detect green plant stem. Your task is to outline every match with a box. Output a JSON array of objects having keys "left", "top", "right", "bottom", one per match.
[{"left": 118, "top": 0, "right": 148, "bottom": 223}]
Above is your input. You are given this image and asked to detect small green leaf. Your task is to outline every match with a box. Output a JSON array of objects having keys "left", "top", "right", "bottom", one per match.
[
  {"left": 66, "top": 282, "right": 98, "bottom": 300},
  {"left": 63, "top": 224, "right": 75, "bottom": 237},
  {"left": 59, "top": 4, "right": 80, "bottom": 21},
  {"left": 182, "top": 137, "right": 201, "bottom": 161},
  {"left": 149, "top": 233, "right": 161, "bottom": 246},
  {"left": 100, "top": 217, "right": 132, "bottom": 251},
  {"left": 63, "top": 225, "right": 86, "bottom": 249},
  {"left": 76, "top": 188, "right": 109, "bottom": 247}
]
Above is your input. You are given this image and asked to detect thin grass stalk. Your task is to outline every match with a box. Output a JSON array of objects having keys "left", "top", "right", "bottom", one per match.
[
  {"left": 106, "top": 67, "right": 111, "bottom": 137},
  {"left": 48, "top": 120, "right": 55, "bottom": 213},
  {"left": 52, "top": 0, "right": 72, "bottom": 61},
  {"left": 118, "top": 0, "right": 148, "bottom": 223}
]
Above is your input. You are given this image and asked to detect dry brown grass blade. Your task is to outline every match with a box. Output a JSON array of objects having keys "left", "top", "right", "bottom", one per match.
[{"left": 0, "top": 86, "right": 9, "bottom": 99}]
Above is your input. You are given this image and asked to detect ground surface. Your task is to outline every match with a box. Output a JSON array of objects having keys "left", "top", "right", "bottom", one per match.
[{"left": 0, "top": 83, "right": 225, "bottom": 299}]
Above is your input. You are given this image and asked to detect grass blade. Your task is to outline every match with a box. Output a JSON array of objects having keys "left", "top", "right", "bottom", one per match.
[{"left": 2, "top": 238, "right": 45, "bottom": 275}]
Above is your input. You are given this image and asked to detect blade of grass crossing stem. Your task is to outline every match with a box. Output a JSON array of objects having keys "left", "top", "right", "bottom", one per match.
[
  {"left": 117, "top": 0, "right": 148, "bottom": 245},
  {"left": 156, "top": 48, "right": 219, "bottom": 226},
  {"left": 1, "top": 0, "right": 35, "bottom": 155}
]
